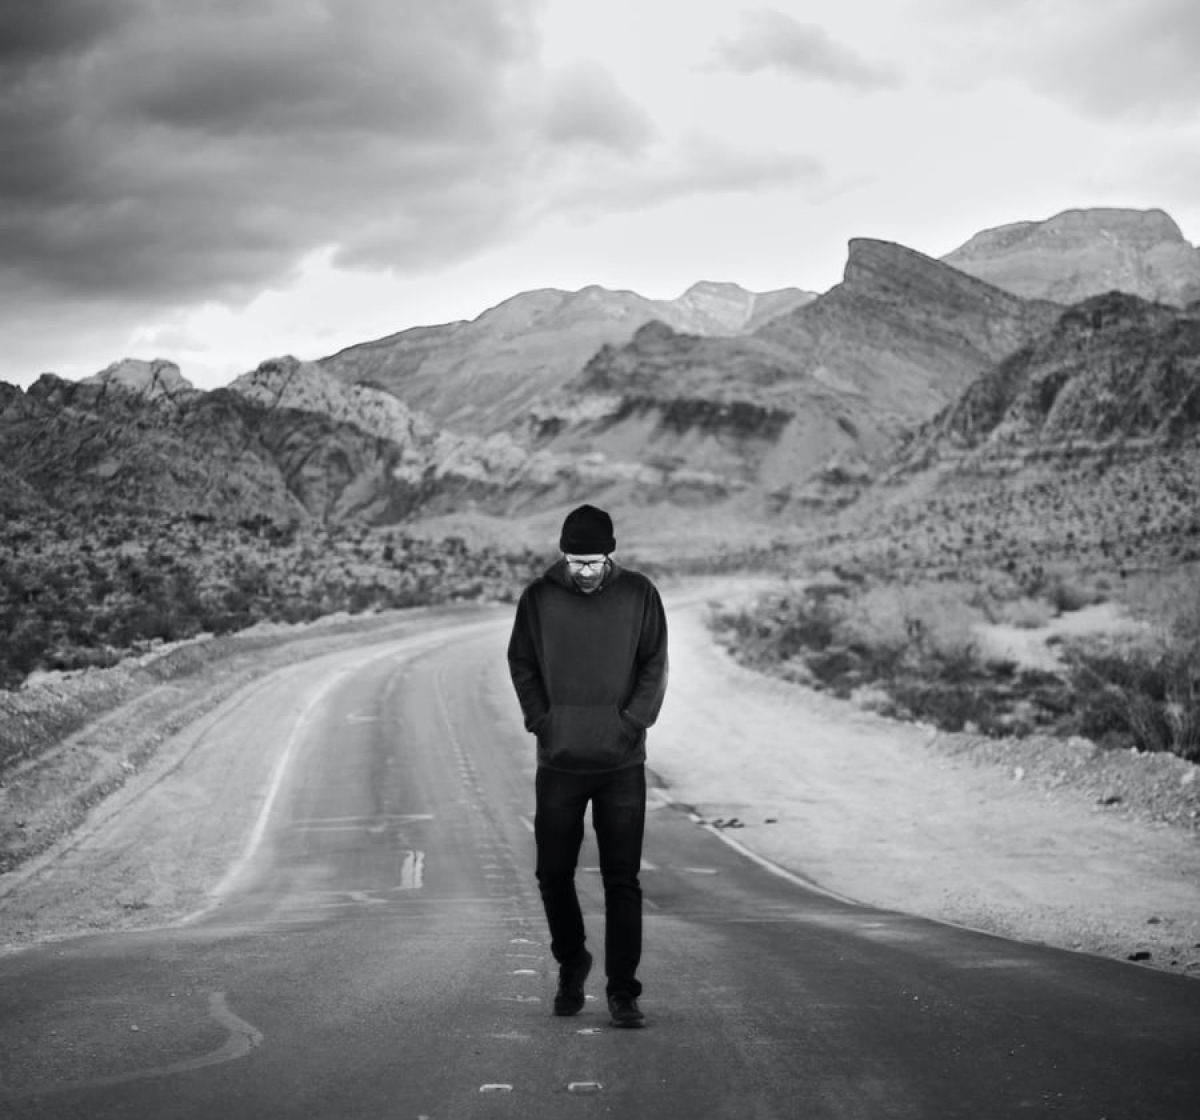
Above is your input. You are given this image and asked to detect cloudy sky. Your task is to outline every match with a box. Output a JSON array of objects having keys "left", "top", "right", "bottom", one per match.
[{"left": 3, "top": 0, "right": 1198, "bottom": 389}]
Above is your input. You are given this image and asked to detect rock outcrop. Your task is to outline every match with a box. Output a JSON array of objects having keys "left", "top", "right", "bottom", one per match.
[{"left": 82, "top": 359, "right": 196, "bottom": 402}]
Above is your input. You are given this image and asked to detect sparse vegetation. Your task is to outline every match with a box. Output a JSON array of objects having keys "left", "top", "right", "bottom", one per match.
[
  {"left": 712, "top": 562, "right": 1200, "bottom": 762},
  {"left": 810, "top": 440, "right": 1200, "bottom": 582},
  {"left": 0, "top": 508, "right": 542, "bottom": 701},
  {"left": 1061, "top": 565, "right": 1200, "bottom": 760}
]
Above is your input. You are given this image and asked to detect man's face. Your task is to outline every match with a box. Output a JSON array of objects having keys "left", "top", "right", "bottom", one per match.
[{"left": 564, "top": 553, "right": 609, "bottom": 593}]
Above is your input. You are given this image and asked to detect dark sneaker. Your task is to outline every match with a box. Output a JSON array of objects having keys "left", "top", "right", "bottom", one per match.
[
  {"left": 553, "top": 950, "right": 592, "bottom": 1016},
  {"left": 607, "top": 992, "right": 645, "bottom": 1028}
]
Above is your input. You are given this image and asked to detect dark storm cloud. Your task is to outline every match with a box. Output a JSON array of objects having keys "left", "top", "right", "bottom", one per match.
[
  {"left": 0, "top": 0, "right": 541, "bottom": 305},
  {"left": 711, "top": 7, "right": 899, "bottom": 89},
  {"left": 0, "top": 0, "right": 128, "bottom": 62}
]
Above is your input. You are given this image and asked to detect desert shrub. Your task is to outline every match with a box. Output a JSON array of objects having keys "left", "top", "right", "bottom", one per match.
[
  {"left": 711, "top": 586, "right": 842, "bottom": 669},
  {"left": 837, "top": 582, "right": 984, "bottom": 671},
  {"left": 1067, "top": 647, "right": 1200, "bottom": 761},
  {"left": 1023, "top": 563, "right": 1102, "bottom": 614},
  {"left": 1072, "top": 563, "right": 1200, "bottom": 760},
  {"left": 712, "top": 578, "right": 997, "bottom": 726},
  {"left": 888, "top": 679, "right": 998, "bottom": 733},
  {"left": 834, "top": 586, "right": 911, "bottom": 664},
  {"left": 1126, "top": 562, "right": 1200, "bottom": 646},
  {"left": 995, "top": 596, "right": 1055, "bottom": 630}
]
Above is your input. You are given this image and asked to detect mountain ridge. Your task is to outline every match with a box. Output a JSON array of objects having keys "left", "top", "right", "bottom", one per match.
[
  {"left": 317, "top": 280, "right": 816, "bottom": 434},
  {"left": 942, "top": 207, "right": 1200, "bottom": 307},
  {"left": 519, "top": 238, "right": 1064, "bottom": 514},
  {"left": 4, "top": 206, "right": 1197, "bottom": 545}
]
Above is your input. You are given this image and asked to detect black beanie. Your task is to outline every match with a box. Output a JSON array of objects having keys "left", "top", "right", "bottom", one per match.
[{"left": 559, "top": 504, "right": 616, "bottom": 554}]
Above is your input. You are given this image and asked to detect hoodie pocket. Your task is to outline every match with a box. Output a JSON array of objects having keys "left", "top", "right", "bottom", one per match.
[{"left": 538, "top": 705, "right": 638, "bottom": 770}]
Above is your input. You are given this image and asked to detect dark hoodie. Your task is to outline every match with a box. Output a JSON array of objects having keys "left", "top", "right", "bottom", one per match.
[{"left": 507, "top": 559, "right": 668, "bottom": 772}]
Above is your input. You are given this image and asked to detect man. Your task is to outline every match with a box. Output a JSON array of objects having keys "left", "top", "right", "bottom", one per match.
[{"left": 507, "top": 504, "right": 668, "bottom": 1028}]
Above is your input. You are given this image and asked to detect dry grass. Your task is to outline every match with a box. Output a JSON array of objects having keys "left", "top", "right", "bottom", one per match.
[{"left": 712, "top": 562, "right": 1200, "bottom": 761}]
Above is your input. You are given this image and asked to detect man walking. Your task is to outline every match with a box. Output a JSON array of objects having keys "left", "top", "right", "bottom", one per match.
[{"left": 507, "top": 504, "right": 668, "bottom": 1028}]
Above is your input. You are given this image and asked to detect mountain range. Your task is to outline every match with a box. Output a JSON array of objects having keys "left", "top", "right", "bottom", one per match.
[
  {"left": 2, "top": 206, "right": 1198, "bottom": 561},
  {"left": 319, "top": 280, "right": 816, "bottom": 434}
]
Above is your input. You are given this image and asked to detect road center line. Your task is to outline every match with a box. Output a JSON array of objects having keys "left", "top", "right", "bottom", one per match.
[{"left": 290, "top": 814, "right": 435, "bottom": 825}]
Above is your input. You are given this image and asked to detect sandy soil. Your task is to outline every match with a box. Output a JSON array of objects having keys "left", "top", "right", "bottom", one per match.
[
  {"left": 652, "top": 591, "right": 1200, "bottom": 977},
  {"left": 1, "top": 585, "right": 1198, "bottom": 979}
]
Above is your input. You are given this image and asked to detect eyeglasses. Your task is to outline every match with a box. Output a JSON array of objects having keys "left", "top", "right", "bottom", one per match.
[{"left": 565, "top": 556, "right": 609, "bottom": 572}]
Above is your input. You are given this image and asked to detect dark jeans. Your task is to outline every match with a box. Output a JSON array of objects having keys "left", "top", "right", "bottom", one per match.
[{"left": 534, "top": 763, "right": 646, "bottom": 998}]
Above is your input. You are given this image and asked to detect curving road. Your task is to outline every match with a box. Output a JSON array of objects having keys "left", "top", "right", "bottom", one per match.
[{"left": 1, "top": 602, "right": 1199, "bottom": 1118}]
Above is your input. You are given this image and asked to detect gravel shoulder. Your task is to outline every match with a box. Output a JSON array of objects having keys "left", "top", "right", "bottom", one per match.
[{"left": 2, "top": 584, "right": 1198, "bottom": 980}]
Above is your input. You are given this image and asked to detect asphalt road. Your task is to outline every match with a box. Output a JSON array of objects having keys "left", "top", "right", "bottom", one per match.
[{"left": 2, "top": 606, "right": 1198, "bottom": 1119}]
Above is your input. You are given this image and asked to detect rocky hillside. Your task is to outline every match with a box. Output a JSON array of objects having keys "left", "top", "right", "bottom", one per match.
[
  {"left": 908, "top": 292, "right": 1200, "bottom": 460},
  {"left": 942, "top": 208, "right": 1200, "bottom": 308},
  {"left": 524, "top": 240, "right": 1063, "bottom": 514},
  {"left": 2, "top": 364, "right": 471, "bottom": 526},
  {"left": 812, "top": 293, "right": 1200, "bottom": 579},
  {"left": 0, "top": 354, "right": 665, "bottom": 535},
  {"left": 318, "top": 281, "right": 814, "bottom": 435}
]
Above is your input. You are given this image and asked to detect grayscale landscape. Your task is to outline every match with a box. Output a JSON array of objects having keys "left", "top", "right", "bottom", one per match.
[{"left": 1, "top": 2, "right": 1198, "bottom": 1114}]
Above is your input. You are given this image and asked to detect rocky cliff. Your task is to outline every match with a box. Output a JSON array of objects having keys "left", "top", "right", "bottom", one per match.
[{"left": 942, "top": 208, "right": 1200, "bottom": 308}]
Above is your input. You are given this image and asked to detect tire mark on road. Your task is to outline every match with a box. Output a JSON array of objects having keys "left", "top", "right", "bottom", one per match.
[{"left": 3, "top": 991, "right": 263, "bottom": 1102}]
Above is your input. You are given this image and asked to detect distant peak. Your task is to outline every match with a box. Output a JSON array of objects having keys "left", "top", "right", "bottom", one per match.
[
  {"left": 941, "top": 206, "right": 1199, "bottom": 307},
  {"left": 85, "top": 357, "right": 194, "bottom": 398},
  {"left": 254, "top": 355, "right": 304, "bottom": 376},
  {"left": 1044, "top": 206, "right": 1184, "bottom": 240},
  {"left": 842, "top": 238, "right": 941, "bottom": 282},
  {"left": 680, "top": 280, "right": 750, "bottom": 298},
  {"left": 949, "top": 207, "right": 1187, "bottom": 260}
]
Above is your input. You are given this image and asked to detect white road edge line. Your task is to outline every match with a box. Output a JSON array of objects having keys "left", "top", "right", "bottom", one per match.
[
  {"left": 189, "top": 668, "right": 352, "bottom": 917},
  {"left": 646, "top": 787, "right": 861, "bottom": 906}
]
